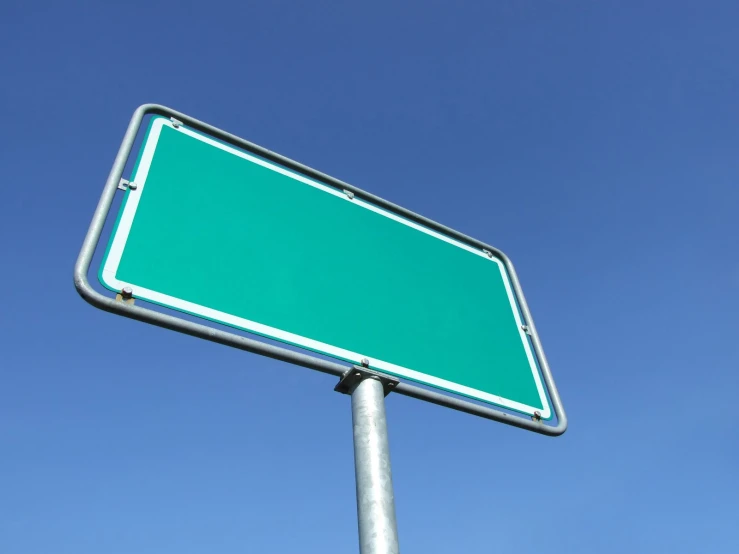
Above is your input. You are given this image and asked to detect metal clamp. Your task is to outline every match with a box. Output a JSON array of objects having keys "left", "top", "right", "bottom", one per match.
[
  {"left": 115, "top": 286, "right": 135, "bottom": 305},
  {"left": 117, "top": 179, "right": 138, "bottom": 191},
  {"left": 170, "top": 117, "right": 183, "bottom": 128},
  {"left": 343, "top": 189, "right": 355, "bottom": 200},
  {"left": 335, "top": 366, "right": 399, "bottom": 397}
]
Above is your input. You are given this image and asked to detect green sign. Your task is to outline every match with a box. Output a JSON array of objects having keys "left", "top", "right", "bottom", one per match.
[{"left": 100, "top": 116, "right": 550, "bottom": 418}]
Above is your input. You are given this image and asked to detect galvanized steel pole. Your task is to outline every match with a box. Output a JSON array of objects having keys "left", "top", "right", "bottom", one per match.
[{"left": 351, "top": 377, "right": 400, "bottom": 554}]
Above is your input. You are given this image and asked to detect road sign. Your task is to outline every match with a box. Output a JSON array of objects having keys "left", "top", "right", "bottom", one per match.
[
  {"left": 76, "top": 105, "right": 567, "bottom": 554},
  {"left": 76, "top": 105, "right": 566, "bottom": 435},
  {"left": 102, "top": 116, "right": 545, "bottom": 417}
]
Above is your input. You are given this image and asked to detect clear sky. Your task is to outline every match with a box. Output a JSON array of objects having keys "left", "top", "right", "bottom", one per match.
[{"left": 1, "top": 2, "right": 738, "bottom": 553}]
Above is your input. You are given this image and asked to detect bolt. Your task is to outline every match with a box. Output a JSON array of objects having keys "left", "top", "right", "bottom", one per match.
[
  {"left": 361, "top": 358, "right": 370, "bottom": 367},
  {"left": 128, "top": 181, "right": 138, "bottom": 190},
  {"left": 388, "top": 382, "right": 395, "bottom": 387},
  {"left": 121, "top": 286, "right": 133, "bottom": 299},
  {"left": 482, "top": 249, "right": 493, "bottom": 258},
  {"left": 532, "top": 411, "right": 542, "bottom": 421},
  {"left": 355, "top": 372, "right": 361, "bottom": 378}
]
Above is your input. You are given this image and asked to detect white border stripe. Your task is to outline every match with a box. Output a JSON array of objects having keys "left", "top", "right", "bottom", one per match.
[{"left": 101, "top": 118, "right": 551, "bottom": 418}]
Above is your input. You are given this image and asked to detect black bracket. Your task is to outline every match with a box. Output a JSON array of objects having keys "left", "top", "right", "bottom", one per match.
[{"left": 334, "top": 365, "right": 399, "bottom": 397}]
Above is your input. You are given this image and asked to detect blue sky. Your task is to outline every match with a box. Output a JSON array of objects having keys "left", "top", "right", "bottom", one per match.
[{"left": 1, "top": 1, "right": 738, "bottom": 553}]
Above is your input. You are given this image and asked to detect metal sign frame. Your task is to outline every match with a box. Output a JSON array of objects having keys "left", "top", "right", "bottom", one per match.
[{"left": 74, "top": 104, "right": 567, "bottom": 436}]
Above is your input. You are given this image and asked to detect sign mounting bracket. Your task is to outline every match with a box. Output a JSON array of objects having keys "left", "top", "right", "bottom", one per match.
[{"left": 335, "top": 365, "right": 399, "bottom": 396}]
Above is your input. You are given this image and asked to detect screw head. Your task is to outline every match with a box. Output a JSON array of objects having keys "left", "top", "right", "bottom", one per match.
[
  {"left": 121, "top": 286, "right": 133, "bottom": 298},
  {"left": 128, "top": 181, "right": 138, "bottom": 190},
  {"left": 355, "top": 372, "right": 361, "bottom": 378},
  {"left": 533, "top": 411, "right": 542, "bottom": 421},
  {"left": 361, "top": 358, "right": 370, "bottom": 367}
]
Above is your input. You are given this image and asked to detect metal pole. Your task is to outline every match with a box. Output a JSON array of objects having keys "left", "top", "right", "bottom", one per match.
[{"left": 351, "top": 377, "right": 400, "bottom": 554}]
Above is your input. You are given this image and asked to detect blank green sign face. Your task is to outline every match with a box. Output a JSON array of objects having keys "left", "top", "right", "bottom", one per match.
[{"left": 100, "top": 117, "right": 550, "bottom": 417}]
